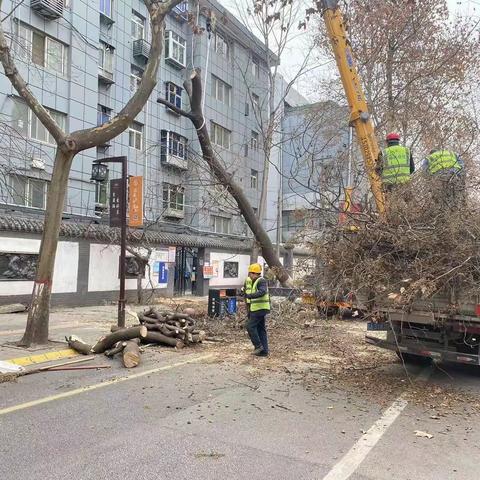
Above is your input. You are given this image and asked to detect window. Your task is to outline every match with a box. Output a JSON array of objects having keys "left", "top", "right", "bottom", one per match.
[
  {"left": 100, "top": 0, "right": 112, "bottom": 17},
  {"left": 251, "top": 131, "right": 259, "bottom": 150},
  {"left": 131, "top": 11, "right": 145, "bottom": 40},
  {"left": 212, "top": 215, "right": 231, "bottom": 234},
  {"left": 215, "top": 33, "right": 229, "bottom": 59},
  {"left": 252, "top": 93, "right": 260, "bottom": 112},
  {"left": 129, "top": 122, "right": 143, "bottom": 150},
  {"left": 166, "top": 82, "right": 182, "bottom": 109},
  {"left": 16, "top": 24, "right": 66, "bottom": 75},
  {"left": 99, "top": 42, "right": 114, "bottom": 75},
  {"left": 130, "top": 65, "right": 143, "bottom": 93},
  {"left": 251, "top": 169, "right": 258, "bottom": 189},
  {"left": 245, "top": 102, "right": 250, "bottom": 116},
  {"left": 163, "top": 184, "right": 185, "bottom": 211},
  {"left": 252, "top": 57, "right": 260, "bottom": 78},
  {"left": 9, "top": 176, "right": 47, "bottom": 209},
  {"left": 31, "top": 108, "right": 66, "bottom": 144},
  {"left": 211, "top": 122, "right": 231, "bottom": 150},
  {"left": 12, "top": 100, "right": 66, "bottom": 144},
  {"left": 161, "top": 131, "right": 187, "bottom": 159},
  {"left": 97, "top": 105, "right": 111, "bottom": 126},
  {"left": 165, "top": 31, "right": 186, "bottom": 67},
  {"left": 211, "top": 75, "right": 231, "bottom": 106}
]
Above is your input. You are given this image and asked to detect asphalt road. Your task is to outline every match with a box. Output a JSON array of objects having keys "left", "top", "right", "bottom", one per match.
[{"left": 2, "top": 345, "right": 480, "bottom": 480}]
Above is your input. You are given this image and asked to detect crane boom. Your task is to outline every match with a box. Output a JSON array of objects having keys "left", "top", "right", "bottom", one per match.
[{"left": 319, "top": 0, "right": 385, "bottom": 214}]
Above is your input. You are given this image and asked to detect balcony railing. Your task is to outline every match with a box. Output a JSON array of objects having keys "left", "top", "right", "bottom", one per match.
[
  {"left": 164, "top": 207, "right": 185, "bottom": 219},
  {"left": 98, "top": 66, "right": 114, "bottom": 84},
  {"left": 162, "top": 153, "right": 188, "bottom": 170}
]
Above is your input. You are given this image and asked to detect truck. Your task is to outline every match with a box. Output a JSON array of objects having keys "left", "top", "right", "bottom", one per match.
[{"left": 318, "top": 1, "right": 479, "bottom": 365}]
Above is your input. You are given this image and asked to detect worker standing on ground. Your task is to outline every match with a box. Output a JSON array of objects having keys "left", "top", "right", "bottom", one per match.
[
  {"left": 242, "top": 274, "right": 253, "bottom": 319},
  {"left": 243, "top": 263, "right": 270, "bottom": 357},
  {"left": 378, "top": 133, "right": 415, "bottom": 191},
  {"left": 422, "top": 148, "right": 464, "bottom": 206}
]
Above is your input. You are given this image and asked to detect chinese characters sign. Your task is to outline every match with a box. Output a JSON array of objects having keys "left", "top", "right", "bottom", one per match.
[
  {"left": 128, "top": 176, "right": 143, "bottom": 227},
  {"left": 109, "top": 178, "right": 123, "bottom": 227}
]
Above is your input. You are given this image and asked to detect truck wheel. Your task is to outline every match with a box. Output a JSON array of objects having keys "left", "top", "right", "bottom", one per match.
[{"left": 396, "top": 351, "right": 432, "bottom": 365}]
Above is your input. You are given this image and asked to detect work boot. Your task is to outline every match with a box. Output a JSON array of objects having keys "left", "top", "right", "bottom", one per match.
[
  {"left": 252, "top": 346, "right": 264, "bottom": 355},
  {"left": 254, "top": 349, "right": 268, "bottom": 357}
]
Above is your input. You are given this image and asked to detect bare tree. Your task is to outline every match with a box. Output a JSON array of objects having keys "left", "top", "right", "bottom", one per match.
[
  {"left": 0, "top": 0, "right": 185, "bottom": 346},
  {"left": 159, "top": 69, "right": 291, "bottom": 286}
]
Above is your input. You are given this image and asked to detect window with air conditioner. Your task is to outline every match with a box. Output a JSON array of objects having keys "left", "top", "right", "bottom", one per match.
[
  {"left": 164, "top": 31, "right": 186, "bottom": 67},
  {"left": 129, "top": 122, "right": 143, "bottom": 150},
  {"left": 16, "top": 23, "right": 67, "bottom": 75},
  {"left": 9, "top": 175, "right": 48, "bottom": 209},
  {"left": 160, "top": 130, "right": 188, "bottom": 168},
  {"left": 251, "top": 131, "right": 259, "bottom": 150},
  {"left": 211, "top": 75, "right": 231, "bottom": 106},
  {"left": 97, "top": 105, "right": 112, "bottom": 126},
  {"left": 211, "top": 122, "right": 231, "bottom": 150}
]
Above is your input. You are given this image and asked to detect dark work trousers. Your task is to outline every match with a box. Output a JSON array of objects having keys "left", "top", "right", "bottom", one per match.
[{"left": 246, "top": 310, "right": 269, "bottom": 353}]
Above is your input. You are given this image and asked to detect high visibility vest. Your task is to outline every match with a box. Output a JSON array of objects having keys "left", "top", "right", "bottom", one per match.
[
  {"left": 382, "top": 145, "right": 411, "bottom": 185},
  {"left": 426, "top": 150, "right": 461, "bottom": 175},
  {"left": 250, "top": 278, "right": 271, "bottom": 312},
  {"left": 244, "top": 277, "right": 253, "bottom": 304}
]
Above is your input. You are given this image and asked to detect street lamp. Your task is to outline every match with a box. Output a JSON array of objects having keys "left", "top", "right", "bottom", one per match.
[{"left": 91, "top": 157, "right": 128, "bottom": 327}]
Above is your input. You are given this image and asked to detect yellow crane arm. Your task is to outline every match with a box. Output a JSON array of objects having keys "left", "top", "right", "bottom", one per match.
[{"left": 319, "top": 0, "right": 385, "bottom": 214}]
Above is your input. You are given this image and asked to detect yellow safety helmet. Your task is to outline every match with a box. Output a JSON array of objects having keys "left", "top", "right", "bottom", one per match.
[{"left": 248, "top": 263, "right": 262, "bottom": 274}]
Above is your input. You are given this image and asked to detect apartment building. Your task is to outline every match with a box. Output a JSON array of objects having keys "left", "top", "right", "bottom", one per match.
[{"left": 0, "top": 0, "right": 308, "bottom": 304}]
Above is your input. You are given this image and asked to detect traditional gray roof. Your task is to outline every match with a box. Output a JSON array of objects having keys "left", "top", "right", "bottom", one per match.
[{"left": 0, "top": 213, "right": 252, "bottom": 252}]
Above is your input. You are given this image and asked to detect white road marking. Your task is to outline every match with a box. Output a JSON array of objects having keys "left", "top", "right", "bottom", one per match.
[
  {"left": 322, "top": 367, "right": 432, "bottom": 480},
  {"left": 0, "top": 354, "right": 215, "bottom": 416}
]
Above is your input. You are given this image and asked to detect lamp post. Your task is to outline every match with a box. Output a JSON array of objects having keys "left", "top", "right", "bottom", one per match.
[{"left": 91, "top": 156, "right": 128, "bottom": 327}]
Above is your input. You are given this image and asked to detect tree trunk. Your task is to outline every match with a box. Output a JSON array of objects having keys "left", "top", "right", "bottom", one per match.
[
  {"left": 92, "top": 325, "right": 148, "bottom": 353},
  {"left": 385, "top": 40, "right": 395, "bottom": 132},
  {"left": 122, "top": 339, "right": 141, "bottom": 368},
  {"left": 19, "top": 149, "right": 74, "bottom": 347},
  {"left": 137, "top": 274, "right": 143, "bottom": 304},
  {"left": 169, "top": 69, "right": 291, "bottom": 287}
]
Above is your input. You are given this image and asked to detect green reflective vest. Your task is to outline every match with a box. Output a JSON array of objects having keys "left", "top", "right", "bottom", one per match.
[
  {"left": 426, "top": 150, "right": 461, "bottom": 175},
  {"left": 250, "top": 278, "right": 271, "bottom": 312},
  {"left": 244, "top": 277, "right": 253, "bottom": 304},
  {"left": 382, "top": 145, "right": 411, "bottom": 185}
]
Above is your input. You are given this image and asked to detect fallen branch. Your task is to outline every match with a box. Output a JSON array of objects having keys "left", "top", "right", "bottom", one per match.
[{"left": 92, "top": 326, "right": 148, "bottom": 353}]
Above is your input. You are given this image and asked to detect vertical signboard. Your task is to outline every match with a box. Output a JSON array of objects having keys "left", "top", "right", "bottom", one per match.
[
  {"left": 158, "top": 262, "right": 168, "bottom": 284},
  {"left": 128, "top": 176, "right": 143, "bottom": 227},
  {"left": 109, "top": 178, "right": 123, "bottom": 227}
]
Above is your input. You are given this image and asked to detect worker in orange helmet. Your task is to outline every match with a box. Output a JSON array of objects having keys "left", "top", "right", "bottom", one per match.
[{"left": 378, "top": 132, "right": 415, "bottom": 192}]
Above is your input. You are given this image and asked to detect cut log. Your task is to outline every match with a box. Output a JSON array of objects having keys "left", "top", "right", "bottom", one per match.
[
  {"left": 143, "top": 332, "right": 185, "bottom": 349},
  {"left": 122, "top": 340, "right": 141, "bottom": 368},
  {"left": 0, "top": 303, "right": 27, "bottom": 314},
  {"left": 104, "top": 341, "right": 127, "bottom": 357},
  {"left": 92, "top": 326, "right": 147, "bottom": 353},
  {"left": 65, "top": 336, "right": 93, "bottom": 355}
]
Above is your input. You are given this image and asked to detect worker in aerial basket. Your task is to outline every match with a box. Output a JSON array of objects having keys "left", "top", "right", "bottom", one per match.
[
  {"left": 422, "top": 148, "right": 465, "bottom": 206},
  {"left": 378, "top": 132, "right": 415, "bottom": 191},
  {"left": 242, "top": 263, "right": 270, "bottom": 357}
]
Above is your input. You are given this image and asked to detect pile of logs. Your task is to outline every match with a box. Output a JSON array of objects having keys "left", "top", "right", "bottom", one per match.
[{"left": 66, "top": 307, "right": 206, "bottom": 369}]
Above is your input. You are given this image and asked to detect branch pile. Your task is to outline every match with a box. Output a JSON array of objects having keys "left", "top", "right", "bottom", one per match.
[
  {"left": 66, "top": 307, "right": 206, "bottom": 368},
  {"left": 310, "top": 174, "right": 480, "bottom": 308}
]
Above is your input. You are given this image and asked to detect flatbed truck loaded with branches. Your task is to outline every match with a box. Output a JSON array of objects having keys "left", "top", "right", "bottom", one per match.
[{"left": 317, "top": 0, "right": 480, "bottom": 366}]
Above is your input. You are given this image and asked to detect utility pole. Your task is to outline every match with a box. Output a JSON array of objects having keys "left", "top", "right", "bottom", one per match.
[{"left": 91, "top": 156, "right": 128, "bottom": 327}]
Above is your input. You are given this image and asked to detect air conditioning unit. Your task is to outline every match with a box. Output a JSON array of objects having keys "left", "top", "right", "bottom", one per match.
[
  {"left": 31, "top": 157, "right": 45, "bottom": 170},
  {"left": 31, "top": 0, "right": 63, "bottom": 20},
  {"left": 164, "top": 207, "right": 185, "bottom": 219}
]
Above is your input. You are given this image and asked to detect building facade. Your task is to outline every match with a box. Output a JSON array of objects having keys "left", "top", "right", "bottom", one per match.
[{"left": 0, "top": 0, "right": 310, "bottom": 304}]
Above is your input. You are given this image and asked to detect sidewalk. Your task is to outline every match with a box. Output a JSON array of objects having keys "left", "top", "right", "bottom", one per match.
[{"left": 0, "top": 305, "right": 121, "bottom": 363}]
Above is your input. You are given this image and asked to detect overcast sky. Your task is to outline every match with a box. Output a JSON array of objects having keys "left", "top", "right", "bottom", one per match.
[{"left": 220, "top": 0, "right": 479, "bottom": 100}]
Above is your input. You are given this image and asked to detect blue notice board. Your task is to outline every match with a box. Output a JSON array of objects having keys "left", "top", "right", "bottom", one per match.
[{"left": 158, "top": 262, "right": 168, "bottom": 283}]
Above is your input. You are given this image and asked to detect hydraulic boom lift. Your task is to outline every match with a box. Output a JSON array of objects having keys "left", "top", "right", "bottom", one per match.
[{"left": 318, "top": 0, "right": 385, "bottom": 214}]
